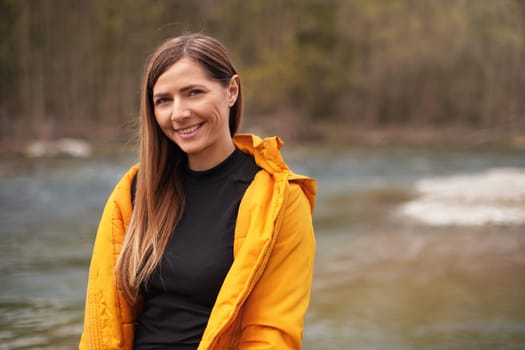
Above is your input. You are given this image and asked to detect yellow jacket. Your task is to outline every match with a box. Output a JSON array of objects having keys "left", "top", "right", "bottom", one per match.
[{"left": 79, "top": 134, "right": 316, "bottom": 349}]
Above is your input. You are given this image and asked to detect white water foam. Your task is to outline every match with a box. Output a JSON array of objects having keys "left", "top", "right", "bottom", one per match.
[{"left": 399, "top": 168, "right": 525, "bottom": 226}]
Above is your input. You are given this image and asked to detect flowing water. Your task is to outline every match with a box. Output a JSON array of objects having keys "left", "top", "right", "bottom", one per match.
[{"left": 1, "top": 145, "right": 524, "bottom": 349}]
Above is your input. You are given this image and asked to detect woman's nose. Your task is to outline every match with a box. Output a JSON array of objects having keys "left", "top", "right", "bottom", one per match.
[{"left": 170, "top": 98, "right": 191, "bottom": 122}]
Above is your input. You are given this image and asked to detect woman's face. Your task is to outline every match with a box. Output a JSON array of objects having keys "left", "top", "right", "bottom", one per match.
[{"left": 152, "top": 57, "right": 239, "bottom": 170}]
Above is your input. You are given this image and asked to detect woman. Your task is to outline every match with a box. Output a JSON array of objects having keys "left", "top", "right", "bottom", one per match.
[{"left": 79, "top": 33, "right": 316, "bottom": 350}]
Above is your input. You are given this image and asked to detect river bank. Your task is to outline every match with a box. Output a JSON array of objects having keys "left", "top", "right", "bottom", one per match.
[{"left": 2, "top": 124, "right": 525, "bottom": 160}]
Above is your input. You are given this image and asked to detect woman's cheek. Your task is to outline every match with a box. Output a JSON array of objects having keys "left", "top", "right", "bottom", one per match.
[{"left": 154, "top": 109, "right": 170, "bottom": 127}]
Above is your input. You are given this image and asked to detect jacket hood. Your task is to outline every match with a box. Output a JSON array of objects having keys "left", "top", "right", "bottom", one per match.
[{"left": 234, "top": 133, "right": 316, "bottom": 212}]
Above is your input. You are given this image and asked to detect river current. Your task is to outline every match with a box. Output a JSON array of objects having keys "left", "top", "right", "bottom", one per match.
[{"left": 1, "top": 145, "right": 524, "bottom": 349}]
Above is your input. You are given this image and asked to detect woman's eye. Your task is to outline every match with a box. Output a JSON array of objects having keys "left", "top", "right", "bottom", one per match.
[
  {"left": 189, "top": 89, "right": 204, "bottom": 96},
  {"left": 154, "top": 97, "right": 170, "bottom": 106}
]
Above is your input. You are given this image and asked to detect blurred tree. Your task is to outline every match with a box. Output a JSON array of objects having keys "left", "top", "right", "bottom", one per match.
[
  {"left": 1, "top": 0, "right": 524, "bottom": 142},
  {"left": 338, "top": 0, "right": 525, "bottom": 129},
  {"left": 0, "top": 0, "right": 22, "bottom": 139},
  {"left": 292, "top": 0, "right": 351, "bottom": 119}
]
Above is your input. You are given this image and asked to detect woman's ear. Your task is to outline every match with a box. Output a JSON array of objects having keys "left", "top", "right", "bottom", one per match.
[{"left": 228, "top": 75, "right": 240, "bottom": 107}]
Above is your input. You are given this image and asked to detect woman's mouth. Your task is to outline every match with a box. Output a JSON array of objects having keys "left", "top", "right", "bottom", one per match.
[{"left": 177, "top": 122, "right": 204, "bottom": 138}]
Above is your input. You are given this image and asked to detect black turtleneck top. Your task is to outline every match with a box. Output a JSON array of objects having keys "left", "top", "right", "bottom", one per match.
[{"left": 133, "top": 148, "right": 260, "bottom": 350}]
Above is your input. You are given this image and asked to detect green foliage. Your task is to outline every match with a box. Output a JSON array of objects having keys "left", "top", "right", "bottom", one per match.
[{"left": 2, "top": 0, "right": 525, "bottom": 140}]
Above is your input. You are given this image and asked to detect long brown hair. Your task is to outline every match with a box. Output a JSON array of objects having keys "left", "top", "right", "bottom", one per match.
[{"left": 115, "top": 33, "right": 243, "bottom": 304}]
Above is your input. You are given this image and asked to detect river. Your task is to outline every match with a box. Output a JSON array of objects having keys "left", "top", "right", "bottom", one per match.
[{"left": 1, "top": 144, "right": 524, "bottom": 349}]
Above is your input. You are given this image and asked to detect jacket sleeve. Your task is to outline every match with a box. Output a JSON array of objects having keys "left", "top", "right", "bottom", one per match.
[
  {"left": 239, "top": 183, "right": 316, "bottom": 349},
  {"left": 79, "top": 171, "right": 136, "bottom": 350}
]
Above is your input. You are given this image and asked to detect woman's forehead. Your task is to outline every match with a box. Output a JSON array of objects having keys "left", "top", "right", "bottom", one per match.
[{"left": 153, "top": 58, "right": 212, "bottom": 92}]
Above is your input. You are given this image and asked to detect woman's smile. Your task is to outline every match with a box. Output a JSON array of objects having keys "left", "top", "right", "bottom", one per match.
[{"left": 176, "top": 122, "right": 205, "bottom": 138}]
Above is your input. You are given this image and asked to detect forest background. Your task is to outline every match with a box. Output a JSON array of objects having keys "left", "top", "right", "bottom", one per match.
[{"left": 1, "top": 0, "right": 525, "bottom": 150}]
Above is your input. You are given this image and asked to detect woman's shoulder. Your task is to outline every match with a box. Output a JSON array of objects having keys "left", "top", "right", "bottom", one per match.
[
  {"left": 115, "top": 164, "right": 139, "bottom": 194},
  {"left": 234, "top": 133, "right": 316, "bottom": 211},
  {"left": 287, "top": 172, "right": 316, "bottom": 213},
  {"left": 103, "top": 164, "right": 139, "bottom": 215}
]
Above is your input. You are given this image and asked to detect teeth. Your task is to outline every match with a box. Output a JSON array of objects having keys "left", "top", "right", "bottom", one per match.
[{"left": 179, "top": 124, "right": 201, "bottom": 134}]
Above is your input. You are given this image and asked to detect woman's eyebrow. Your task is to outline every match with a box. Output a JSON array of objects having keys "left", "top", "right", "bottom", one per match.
[
  {"left": 153, "top": 84, "right": 206, "bottom": 98},
  {"left": 152, "top": 92, "right": 170, "bottom": 99},
  {"left": 179, "top": 84, "right": 206, "bottom": 92}
]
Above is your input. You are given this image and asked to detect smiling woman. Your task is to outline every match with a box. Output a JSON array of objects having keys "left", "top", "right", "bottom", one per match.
[
  {"left": 152, "top": 57, "right": 240, "bottom": 170},
  {"left": 78, "top": 33, "right": 316, "bottom": 350}
]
